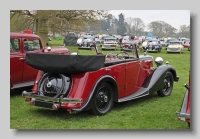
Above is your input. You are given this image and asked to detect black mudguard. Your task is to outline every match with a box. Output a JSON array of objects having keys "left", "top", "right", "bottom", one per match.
[
  {"left": 71, "top": 75, "right": 118, "bottom": 112},
  {"left": 143, "top": 64, "right": 179, "bottom": 94}
]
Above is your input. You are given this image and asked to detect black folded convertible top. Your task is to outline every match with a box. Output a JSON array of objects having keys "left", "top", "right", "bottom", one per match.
[{"left": 25, "top": 53, "right": 105, "bottom": 74}]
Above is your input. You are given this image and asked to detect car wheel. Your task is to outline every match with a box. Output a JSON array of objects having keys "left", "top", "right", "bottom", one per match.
[
  {"left": 91, "top": 83, "right": 114, "bottom": 115},
  {"left": 157, "top": 71, "right": 174, "bottom": 97}
]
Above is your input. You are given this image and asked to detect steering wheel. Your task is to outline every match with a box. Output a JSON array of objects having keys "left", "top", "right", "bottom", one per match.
[
  {"left": 116, "top": 51, "right": 130, "bottom": 59},
  {"left": 105, "top": 53, "right": 117, "bottom": 60}
]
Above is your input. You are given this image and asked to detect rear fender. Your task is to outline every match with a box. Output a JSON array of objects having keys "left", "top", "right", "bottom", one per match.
[
  {"left": 142, "top": 65, "right": 179, "bottom": 94},
  {"left": 72, "top": 75, "right": 118, "bottom": 112}
]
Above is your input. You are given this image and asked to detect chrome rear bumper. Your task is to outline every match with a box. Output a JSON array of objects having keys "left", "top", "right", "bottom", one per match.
[
  {"left": 22, "top": 91, "right": 82, "bottom": 103},
  {"left": 176, "top": 112, "right": 190, "bottom": 118}
]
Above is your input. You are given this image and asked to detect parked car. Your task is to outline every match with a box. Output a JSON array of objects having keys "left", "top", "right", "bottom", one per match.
[
  {"left": 101, "top": 37, "right": 118, "bottom": 50},
  {"left": 179, "top": 37, "right": 189, "bottom": 45},
  {"left": 100, "top": 35, "right": 112, "bottom": 44},
  {"left": 167, "top": 41, "right": 184, "bottom": 54},
  {"left": 176, "top": 71, "right": 190, "bottom": 128},
  {"left": 183, "top": 39, "right": 190, "bottom": 48},
  {"left": 76, "top": 35, "right": 86, "bottom": 46},
  {"left": 22, "top": 43, "right": 179, "bottom": 116},
  {"left": 141, "top": 38, "right": 150, "bottom": 48},
  {"left": 78, "top": 37, "right": 96, "bottom": 49},
  {"left": 122, "top": 36, "right": 129, "bottom": 43},
  {"left": 159, "top": 38, "right": 166, "bottom": 47},
  {"left": 133, "top": 37, "right": 142, "bottom": 45},
  {"left": 165, "top": 38, "right": 178, "bottom": 50},
  {"left": 10, "top": 32, "right": 70, "bottom": 91},
  {"left": 63, "top": 32, "right": 78, "bottom": 46},
  {"left": 142, "top": 39, "right": 162, "bottom": 53},
  {"left": 94, "top": 36, "right": 101, "bottom": 44},
  {"left": 120, "top": 40, "right": 138, "bottom": 52}
]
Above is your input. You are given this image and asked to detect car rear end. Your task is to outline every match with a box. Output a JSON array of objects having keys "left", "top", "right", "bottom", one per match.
[
  {"left": 176, "top": 71, "right": 190, "bottom": 127},
  {"left": 102, "top": 39, "right": 117, "bottom": 50}
]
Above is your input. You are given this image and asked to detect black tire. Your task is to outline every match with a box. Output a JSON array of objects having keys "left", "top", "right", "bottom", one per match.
[
  {"left": 157, "top": 71, "right": 174, "bottom": 97},
  {"left": 91, "top": 83, "right": 114, "bottom": 115},
  {"left": 37, "top": 73, "right": 71, "bottom": 98}
]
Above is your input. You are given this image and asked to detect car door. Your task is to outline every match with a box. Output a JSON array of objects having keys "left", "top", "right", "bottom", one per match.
[
  {"left": 125, "top": 60, "right": 140, "bottom": 96},
  {"left": 10, "top": 38, "right": 24, "bottom": 84},
  {"left": 21, "top": 37, "right": 42, "bottom": 82}
]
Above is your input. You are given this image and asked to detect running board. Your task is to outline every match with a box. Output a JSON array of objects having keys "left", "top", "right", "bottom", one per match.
[
  {"left": 12, "top": 81, "right": 34, "bottom": 89},
  {"left": 118, "top": 87, "right": 149, "bottom": 102}
]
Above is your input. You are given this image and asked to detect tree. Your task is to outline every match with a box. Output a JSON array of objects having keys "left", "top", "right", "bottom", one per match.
[
  {"left": 125, "top": 17, "right": 134, "bottom": 35},
  {"left": 132, "top": 18, "right": 145, "bottom": 36},
  {"left": 117, "top": 13, "right": 126, "bottom": 35},
  {"left": 179, "top": 25, "right": 190, "bottom": 38},
  {"left": 10, "top": 11, "right": 35, "bottom": 32},
  {"left": 147, "top": 21, "right": 177, "bottom": 38},
  {"left": 10, "top": 10, "right": 110, "bottom": 46}
]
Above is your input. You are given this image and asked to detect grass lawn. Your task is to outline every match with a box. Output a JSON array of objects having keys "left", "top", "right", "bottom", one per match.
[{"left": 10, "top": 38, "right": 190, "bottom": 129}]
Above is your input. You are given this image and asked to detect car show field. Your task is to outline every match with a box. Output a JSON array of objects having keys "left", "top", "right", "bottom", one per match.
[{"left": 10, "top": 37, "right": 190, "bottom": 129}]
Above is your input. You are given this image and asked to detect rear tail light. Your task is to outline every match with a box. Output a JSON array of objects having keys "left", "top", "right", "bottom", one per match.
[
  {"left": 52, "top": 103, "right": 60, "bottom": 110},
  {"left": 30, "top": 100, "right": 35, "bottom": 106},
  {"left": 25, "top": 98, "right": 31, "bottom": 102}
]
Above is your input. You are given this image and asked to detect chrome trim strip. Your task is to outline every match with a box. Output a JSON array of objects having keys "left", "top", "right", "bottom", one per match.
[
  {"left": 118, "top": 93, "right": 149, "bottom": 102},
  {"left": 12, "top": 81, "right": 34, "bottom": 89},
  {"left": 22, "top": 91, "right": 82, "bottom": 103}
]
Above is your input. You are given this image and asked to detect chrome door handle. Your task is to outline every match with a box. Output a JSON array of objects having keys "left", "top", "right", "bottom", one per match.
[{"left": 19, "top": 58, "right": 25, "bottom": 60}]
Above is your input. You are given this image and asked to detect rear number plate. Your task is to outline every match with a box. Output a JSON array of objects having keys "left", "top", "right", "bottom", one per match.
[{"left": 34, "top": 100, "right": 53, "bottom": 109}]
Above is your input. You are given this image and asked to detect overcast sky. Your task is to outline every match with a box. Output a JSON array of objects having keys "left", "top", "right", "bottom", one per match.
[{"left": 109, "top": 10, "right": 190, "bottom": 31}]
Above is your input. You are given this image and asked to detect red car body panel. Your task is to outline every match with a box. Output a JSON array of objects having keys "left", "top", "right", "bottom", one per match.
[
  {"left": 176, "top": 71, "right": 190, "bottom": 126},
  {"left": 10, "top": 32, "right": 70, "bottom": 90}
]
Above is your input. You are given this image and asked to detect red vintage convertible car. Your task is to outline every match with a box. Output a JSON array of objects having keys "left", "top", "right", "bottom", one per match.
[
  {"left": 10, "top": 32, "right": 70, "bottom": 90},
  {"left": 176, "top": 71, "right": 190, "bottom": 127},
  {"left": 22, "top": 44, "right": 179, "bottom": 115}
]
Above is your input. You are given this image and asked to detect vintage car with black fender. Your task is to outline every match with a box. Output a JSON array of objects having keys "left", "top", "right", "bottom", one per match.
[
  {"left": 78, "top": 37, "right": 96, "bottom": 50},
  {"left": 22, "top": 44, "right": 179, "bottom": 116},
  {"left": 176, "top": 71, "right": 190, "bottom": 127},
  {"left": 142, "top": 39, "right": 162, "bottom": 53},
  {"left": 10, "top": 32, "right": 70, "bottom": 91}
]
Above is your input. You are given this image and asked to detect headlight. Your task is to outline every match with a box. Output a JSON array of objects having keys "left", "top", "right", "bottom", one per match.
[{"left": 155, "top": 57, "right": 163, "bottom": 67}]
